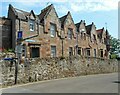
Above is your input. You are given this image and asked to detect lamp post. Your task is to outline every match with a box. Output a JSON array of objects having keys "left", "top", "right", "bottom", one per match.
[
  {"left": 4, "top": 57, "right": 18, "bottom": 84},
  {"left": 13, "top": 19, "right": 40, "bottom": 84}
]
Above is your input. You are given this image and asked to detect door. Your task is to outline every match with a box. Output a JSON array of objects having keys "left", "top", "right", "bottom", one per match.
[{"left": 31, "top": 47, "right": 40, "bottom": 58}]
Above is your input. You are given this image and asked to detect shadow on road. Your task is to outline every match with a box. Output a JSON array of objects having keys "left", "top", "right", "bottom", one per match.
[{"left": 113, "top": 81, "right": 120, "bottom": 84}]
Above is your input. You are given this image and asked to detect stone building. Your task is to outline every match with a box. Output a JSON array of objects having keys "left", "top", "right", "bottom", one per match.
[
  {"left": 1, "top": 4, "right": 110, "bottom": 58},
  {"left": 59, "top": 11, "right": 77, "bottom": 57},
  {"left": 0, "top": 17, "right": 12, "bottom": 52}
]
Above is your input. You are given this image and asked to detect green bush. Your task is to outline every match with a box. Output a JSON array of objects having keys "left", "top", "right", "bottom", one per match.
[{"left": 110, "top": 54, "right": 118, "bottom": 59}]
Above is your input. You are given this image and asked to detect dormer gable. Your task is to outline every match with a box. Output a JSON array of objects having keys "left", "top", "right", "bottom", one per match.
[
  {"left": 86, "top": 24, "right": 92, "bottom": 35},
  {"left": 38, "top": 4, "right": 54, "bottom": 25},
  {"left": 39, "top": 4, "right": 61, "bottom": 34},
  {"left": 97, "top": 27, "right": 104, "bottom": 39},
  {"left": 59, "top": 11, "right": 75, "bottom": 29},
  {"left": 91, "top": 22, "right": 96, "bottom": 33},
  {"left": 64, "top": 11, "right": 75, "bottom": 26},
  {"left": 59, "top": 11, "right": 76, "bottom": 38},
  {"left": 29, "top": 10, "right": 36, "bottom": 20},
  {"left": 75, "top": 20, "right": 86, "bottom": 33}
]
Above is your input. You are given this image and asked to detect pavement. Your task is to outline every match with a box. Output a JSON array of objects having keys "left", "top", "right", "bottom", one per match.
[{"left": 1, "top": 73, "right": 119, "bottom": 93}]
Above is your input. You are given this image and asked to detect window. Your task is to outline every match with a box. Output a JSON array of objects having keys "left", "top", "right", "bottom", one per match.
[
  {"left": 31, "top": 47, "right": 40, "bottom": 58},
  {"left": 80, "top": 29, "right": 85, "bottom": 39},
  {"left": 50, "top": 23, "right": 56, "bottom": 37},
  {"left": 78, "top": 47, "right": 81, "bottom": 55},
  {"left": 94, "top": 49, "right": 96, "bottom": 57},
  {"left": 100, "top": 49, "right": 103, "bottom": 57},
  {"left": 106, "top": 39, "right": 110, "bottom": 45},
  {"left": 68, "top": 28, "right": 72, "bottom": 39},
  {"left": 93, "top": 34, "right": 96, "bottom": 41},
  {"left": 86, "top": 48, "right": 90, "bottom": 56},
  {"left": 81, "top": 32, "right": 83, "bottom": 39},
  {"left": 69, "top": 47, "right": 73, "bottom": 56},
  {"left": 51, "top": 46, "right": 56, "bottom": 57},
  {"left": 104, "top": 38, "right": 106, "bottom": 44},
  {"left": 29, "top": 19, "right": 35, "bottom": 31},
  {"left": 84, "top": 33, "right": 86, "bottom": 40}
]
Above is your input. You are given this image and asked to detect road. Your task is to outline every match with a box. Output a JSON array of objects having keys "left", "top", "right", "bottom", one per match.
[{"left": 2, "top": 73, "right": 119, "bottom": 93}]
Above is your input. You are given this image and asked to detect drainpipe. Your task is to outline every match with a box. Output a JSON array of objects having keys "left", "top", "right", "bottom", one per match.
[
  {"left": 76, "top": 32, "right": 78, "bottom": 55},
  {"left": 62, "top": 38, "right": 64, "bottom": 57},
  {"left": 18, "top": 18, "right": 21, "bottom": 31}
]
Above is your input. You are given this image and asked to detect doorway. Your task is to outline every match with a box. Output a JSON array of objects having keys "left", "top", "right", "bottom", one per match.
[{"left": 31, "top": 47, "right": 40, "bottom": 58}]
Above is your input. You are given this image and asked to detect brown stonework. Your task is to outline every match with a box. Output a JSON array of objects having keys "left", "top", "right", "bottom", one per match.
[
  {"left": 0, "top": 4, "right": 110, "bottom": 59},
  {"left": 0, "top": 17, "right": 12, "bottom": 51}
]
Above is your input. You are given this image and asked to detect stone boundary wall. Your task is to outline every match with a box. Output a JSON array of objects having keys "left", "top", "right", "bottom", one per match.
[{"left": 0, "top": 55, "right": 118, "bottom": 87}]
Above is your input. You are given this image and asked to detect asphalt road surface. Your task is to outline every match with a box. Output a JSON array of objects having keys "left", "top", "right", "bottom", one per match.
[{"left": 2, "top": 73, "right": 119, "bottom": 93}]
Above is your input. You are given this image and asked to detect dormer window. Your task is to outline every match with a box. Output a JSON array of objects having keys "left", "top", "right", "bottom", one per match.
[
  {"left": 29, "top": 19, "right": 35, "bottom": 31},
  {"left": 84, "top": 33, "right": 86, "bottom": 40},
  {"left": 68, "top": 28, "right": 73, "bottom": 39},
  {"left": 81, "top": 32, "right": 83, "bottom": 39},
  {"left": 50, "top": 23, "right": 56, "bottom": 37},
  {"left": 93, "top": 34, "right": 96, "bottom": 41},
  {"left": 80, "top": 29, "right": 85, "bottom": 39}
]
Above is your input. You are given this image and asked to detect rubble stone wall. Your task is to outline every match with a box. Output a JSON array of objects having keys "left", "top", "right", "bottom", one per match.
[{"left": 0, "top": 55, "right": 118, "bottom": 87}]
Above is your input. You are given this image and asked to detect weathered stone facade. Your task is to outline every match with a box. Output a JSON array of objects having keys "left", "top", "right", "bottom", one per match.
[
  {"left": 1, "top": 4, "right": 110, "bottom": 58},
  {"left": 0, "top": 17, "right": 12, "bottom": 52},
  {"left": 1, "top": 55, "right": 118, "bottom": 87},
  {"left": 60, "top": 12, "right": 77, "bottom": 57}
]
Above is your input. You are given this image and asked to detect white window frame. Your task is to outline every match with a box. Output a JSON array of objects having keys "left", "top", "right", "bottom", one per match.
[
  {"left": 94, "top": 49, "right": 96, "bottom": 57},
  {"left": 68, "top": 28, "right": 72, "bottom": 39},
  {"left": 29, "top": 19, "right": 35, "bottom": 31},
  {"left": 69, "top": 47, "right": 73, "bottom": 56},
  {"left": 78, "top": 47, "right": 81, "bottom": 55},
  {"left": 86, "top": 48, "right": 90, "bottom": 57},
  {"left": 50, "top": 23, "right": 56, "bottom": 37},
  {"left": 51, "top": 46, "right": 56, "bottom": 57}
]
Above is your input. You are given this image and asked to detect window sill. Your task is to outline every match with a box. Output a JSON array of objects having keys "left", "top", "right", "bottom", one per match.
[
  {"left": 51, "top": 36, "right": 56, "bottom": 38},
  {"left": 30, "top": 29, "right": 34, "bottom": 32}
]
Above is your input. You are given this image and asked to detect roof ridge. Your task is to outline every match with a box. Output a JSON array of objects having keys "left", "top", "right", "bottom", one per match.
[
  {"left": 86, "top": 24, "right": 92, "bottom": 27},
  {"left": 14, "top": 8, "right": 30, "bottom": 17},
  {"left": 97, "top": 29, "right": 103, "bottom": 30},
  {"left": 97, "top": 27, "right": 104, "bottom": 31},
  {"left": 59, "top": 14, "right": 67, "bottom": 19},
  {"left": 15, "top": 8, "right": 29, "bottom": 13},
  {"left": 38, "top": 4, "right": 53, "bottom": 24},
  {"left": 59, "top": 14, "right": 67, "bottom": 28},
  {"left": 75, "top": 22, "right": 80, "bottom": 25},
  {"left": 41, "top": 4, "right": 53, "bottom": 13}
]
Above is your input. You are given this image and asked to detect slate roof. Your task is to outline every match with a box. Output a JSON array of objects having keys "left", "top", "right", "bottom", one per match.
[
  {"left": 75, "top": 20, "right": 83, "bottom": 32},
  {"left": 38, "top": 4, "right": 53, "bottom": 25},
  {"left": 9, "top": 4, "right": 37, "bottom": 20},
  {"left": 59, "top": 14, "right": 67, "bottom": 28},
  {"left": 85, "top": 24, "right": 92, "bottom": 35},
  {"left": 14, "top": 8, "right": 30, "bottom": 20},
  {"left": 97, "top": 29, "right": 103, "bottom": 34},
  {"left": 96, "top": 28, "right": 104, "bottom": 39}
]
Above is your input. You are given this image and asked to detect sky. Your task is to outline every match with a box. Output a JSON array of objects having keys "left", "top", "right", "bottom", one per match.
[{"left": 0, "top": 0, "right": 119, "bottom": 39}]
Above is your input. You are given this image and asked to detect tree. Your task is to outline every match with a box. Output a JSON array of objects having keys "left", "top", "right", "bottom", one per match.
[{"left": 109, "top": 36, "right": 120, "bottom": 58}]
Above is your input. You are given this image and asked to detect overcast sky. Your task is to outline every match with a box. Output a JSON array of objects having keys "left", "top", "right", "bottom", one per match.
[{"left": 1, "top": 0, "right": 119, "bottom": 39}]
